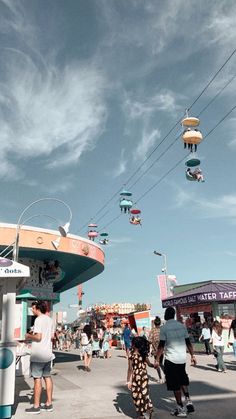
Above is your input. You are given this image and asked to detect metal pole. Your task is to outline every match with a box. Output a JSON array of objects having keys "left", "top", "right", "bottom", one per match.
[
  {"left": 162, "top": 253, "right": 169, "bottom": 297},
  {"left": 13, "top": 198, "right": 72, "bottom": 262},
  {"left": 154, "top": 250, "right": 169, "bottom": 297}
]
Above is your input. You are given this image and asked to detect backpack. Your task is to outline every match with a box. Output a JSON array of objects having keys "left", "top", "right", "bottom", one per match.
[{"left": 81, "top": 332, "right": 89, "bottom": 345}]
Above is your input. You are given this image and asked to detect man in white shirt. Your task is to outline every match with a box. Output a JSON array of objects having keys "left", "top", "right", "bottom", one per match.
[
  {"left": 155, "top": 307, "right": 196, "bottom": 418},
  {"left": 25, "top": 301, "right": 54, "bottom": 414}
]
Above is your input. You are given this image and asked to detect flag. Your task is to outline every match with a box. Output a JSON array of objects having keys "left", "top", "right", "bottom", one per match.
[{"left": 157, "top": 275, "right": 168, "bottom": 300}]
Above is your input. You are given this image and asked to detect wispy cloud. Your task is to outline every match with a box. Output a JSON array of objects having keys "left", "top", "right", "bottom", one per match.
[
  {"left": 110, "top": 236, "right": 133, "bottom": 245},
  {"left": 123, "top": 90, "right": 181, "bottom": 121},
  {"left": 174, "top": 185, "right": 236, "bottom": 221},
  {"left": 112, "top": 149, "right": 127, "bottom": 177},
  {"left": 123, "top": 89, "right": 180, "bottom": 163},
  {"left": 224, "top": 250, "right": 236, "bottom": 257},
  {"left": 0, "top": 2, "right": 108, "bottom": 178},
  {"left": 134, "top": 128, "right": 161, "bottom": 160}
]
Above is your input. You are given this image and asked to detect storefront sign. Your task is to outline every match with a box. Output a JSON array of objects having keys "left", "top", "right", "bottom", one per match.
[
  {"left": 0, "top": 258, "right": 30, "bottom": 278},
  {"left": 163, "top": 290, "right": 236, "bottom": 308}
]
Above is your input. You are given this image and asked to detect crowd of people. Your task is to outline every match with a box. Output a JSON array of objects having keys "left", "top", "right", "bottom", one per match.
[
  {"left": 24, "top": 300, "right": 236, "bottom": 418},
  {"left": 53, "top": 324, "right": 115, "bottom": 369}
]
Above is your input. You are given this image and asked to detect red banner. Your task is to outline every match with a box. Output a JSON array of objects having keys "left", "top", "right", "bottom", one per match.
[{"left": 157, "top": 275, "right": 168, "bottom": 301}]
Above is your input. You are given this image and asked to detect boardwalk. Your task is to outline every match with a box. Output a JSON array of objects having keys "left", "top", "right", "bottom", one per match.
[{"left": 13, "top": 348, "right": 236, "bottom": 418}]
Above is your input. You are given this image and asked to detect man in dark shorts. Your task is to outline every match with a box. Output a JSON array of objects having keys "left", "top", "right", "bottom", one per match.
[
  {"left": 25, "top": 301, "right": 54, "bottom": 414},
  {"left": 155, "top": 307, "right": 196, "bottom": 417}
]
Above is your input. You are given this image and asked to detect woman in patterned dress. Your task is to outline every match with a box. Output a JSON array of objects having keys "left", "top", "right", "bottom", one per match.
[{"left": 127, "top": 337, "right": 154, "bottom": 419}]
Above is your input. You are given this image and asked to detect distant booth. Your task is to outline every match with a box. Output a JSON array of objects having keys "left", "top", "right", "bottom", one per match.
[{"left": 162, "top": 280, "right": 236, "bottom": 346}]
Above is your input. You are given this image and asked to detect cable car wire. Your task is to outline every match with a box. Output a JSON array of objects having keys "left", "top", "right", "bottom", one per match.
[
  {"left": 76, "top": 48, "right": 236, "bottom": 233},
  {"left": 187, "top": 48, "right": 236, "bottom": 112},
  {"left": 96, "top": 103, "right": 236, "bottom": 232},
  {"left": 197, "top": 72, "right": 236, "bottom": 117}
]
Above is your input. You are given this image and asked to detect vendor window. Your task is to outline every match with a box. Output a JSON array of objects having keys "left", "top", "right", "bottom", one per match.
[{"left": 218, "top": 303, "right": 235, "bottom": 318}]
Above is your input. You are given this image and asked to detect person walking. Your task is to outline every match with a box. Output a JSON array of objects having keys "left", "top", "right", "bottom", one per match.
[
  {"left": 140, "top": 326, "right": 149, "bottom": 340},
  {"left": 127, "top": 336, "right": 154, "bottom": 419},
  {"left": 102, "top": 328, "right": 112, "bottom": 359},
  {"left": 228, "top": 317, "right": 236, "bottom": 357},
  {"left": 199, "top": 322, "right": 212, "bottom": 354},
  {"left": 25, "top": 301, "right": 54, "bottom": 414},
  {"left": 155, "top": 307, "right": 196, "bottom": 417},
  {"left": 211, "top": 320, "right": 226, "bottom": 372},
  {"left": 149, "top": 316, "right": 164, "bottom": 382},
  {"left": 123, "top": 323, "right": 132, "bottom": 357},
  {"left": 80, "top": 324, "right": 93, "bottom": 371}
]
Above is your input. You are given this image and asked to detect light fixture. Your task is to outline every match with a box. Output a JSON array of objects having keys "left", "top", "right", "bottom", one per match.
[
  {"left": 153, "top": 251, "right": 162, "bottom": 256},
  {"left": 51, "top": 237, "right": 61, "bottom": 250},
  {"left": 13, "top": 198, "right": 72, "bottom": 261},
  {"left": 58, "top": 221, "right": 70, "bottom": 237}
]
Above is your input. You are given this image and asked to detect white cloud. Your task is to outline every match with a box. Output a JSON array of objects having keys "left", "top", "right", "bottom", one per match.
[
  {"left": 174, "top": 186, "right": 195, "bottom": 209},
  {"left": 173, "top": 185, "right": 236, "bottom": 221},
  {"left": 224, "top": 251, "right": 236, "bottom": 257},
  {"left": 0, "top": 2, "right": 108, "bottom": 178},
  {"left": 123, "top": 90, "right": 180, "bottom": 121},
  {"left": 134, "top": 128, "right": 161, "bottom": 161},
  {"left": 204, "top": 7, "right": 236, "bottom": 48},
  {"left": 97, "top": 0, "right": 236, "bottom": 94},
  {"left": 112, "top": 149, "right": 127, "bottom": 177},
  {"left": 39, "top": 178, "right": 75, "bottom": 194},
  {"left": 0, "top": 51, "right": 107, "bottom": 174},
  {"left": 110, "top": 237, "right": 133, "bottom": 245}
]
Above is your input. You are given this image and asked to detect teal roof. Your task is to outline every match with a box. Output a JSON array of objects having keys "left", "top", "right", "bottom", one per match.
[{"left": 0, "top": 246, "right": 104, "bottom": 293}]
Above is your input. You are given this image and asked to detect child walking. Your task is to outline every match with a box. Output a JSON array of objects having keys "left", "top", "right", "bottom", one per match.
[{"left": 127, "top": 336, "right": 154, "bottom": 419}]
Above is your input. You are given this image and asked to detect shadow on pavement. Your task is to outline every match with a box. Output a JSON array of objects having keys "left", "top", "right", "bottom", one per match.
[
  {"left": 54, "top": 351, "right": 82, "bottom": 363},
  {"left": 12, "top": 377, "right": 32, "bottom": 415},
  {"left": 114, "top": 379, "right": 235, "bottom": 418},
  {"left": 194, "top": 363, "right": 217, "bottom": 371},
  {"left": 113, "top": 387, "right": 136, "bottom": 418},
  {"left": 76, "top": 365, "right": 86, "bottom": 371}
]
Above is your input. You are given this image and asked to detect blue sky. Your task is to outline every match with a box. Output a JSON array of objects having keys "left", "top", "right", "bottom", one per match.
[{"left": 1, "top": 0, "right": 236, "bottom": 321}]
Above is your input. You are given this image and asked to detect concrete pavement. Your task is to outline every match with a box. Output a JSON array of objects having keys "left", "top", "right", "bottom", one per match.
[{"left": 13, "top": 348, "right": 236, "bottom": 419}]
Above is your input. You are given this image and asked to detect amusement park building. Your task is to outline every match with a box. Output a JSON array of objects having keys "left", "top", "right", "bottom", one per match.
[
  {"left": 0, "top": 223, "right": 105, "bottom": 339},
  {"left": 162, "top": 280, "right": 236, "bottom": 346}
]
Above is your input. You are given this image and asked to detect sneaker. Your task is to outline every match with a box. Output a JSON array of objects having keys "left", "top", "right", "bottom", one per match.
[
  {"left": 25, "top": 406, "right": 41, "bottom": 414},
  {"left": 186, "top": 400, "right": 195, "bottom": 413},
  {"left": 170, "top": 406, "right": 187, "bottom": 417},
  {"left": 40, "top": 404, "right": 53, "bottom": 412}
]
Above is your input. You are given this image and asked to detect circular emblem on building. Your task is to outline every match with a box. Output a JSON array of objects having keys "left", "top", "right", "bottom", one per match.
[
  {"left": 81, "top": 243, "right": 89, "bottom": 255},
  {"left": 36, "top": 236, "right": 44, "bottom": 245},
  {"left": 0, "top": 348, "right": 14, "bottom": 369}
]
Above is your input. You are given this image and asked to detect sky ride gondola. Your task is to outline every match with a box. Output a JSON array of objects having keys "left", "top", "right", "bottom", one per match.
[
  {"left": 181, "top": 111, "right": 205, "bottom": 182},
  {"left": 181, "top": 112, "right": 203, "bottom": 152},
  {"left": 99, "top": 232, "right": 109, "bottom": 245},
  {"left": 88, "top": 223, "right": 98, "bottom": 241},
  {"left": 129, "top": 208, "right": 142, "bottom": 225},
  {"left": 186, "top": 167, "right": 205, "bottom": 182},
  {"left": 185, "top": 156, "right": 201, "bottom": 168},
  {"left": 120, "top": 189, "right": 132, "bottom": 197},
  {"left": 185, "top": 153, "right": 205, "bottom": 182},
  {"left": 119, "top": 189, "right": 133, "bottom": 213}
]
